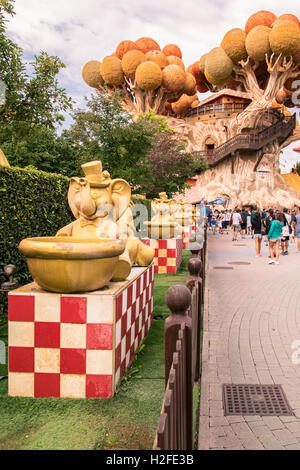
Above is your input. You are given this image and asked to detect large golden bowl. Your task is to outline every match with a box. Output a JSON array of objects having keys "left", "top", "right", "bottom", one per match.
[{"left": 19, "top": 237, "right": 126, "bottom": 293}]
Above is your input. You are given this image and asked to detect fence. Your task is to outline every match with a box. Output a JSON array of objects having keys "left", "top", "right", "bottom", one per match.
[{"left": 153, "top": 225, "right": 207, "bottom": 450}]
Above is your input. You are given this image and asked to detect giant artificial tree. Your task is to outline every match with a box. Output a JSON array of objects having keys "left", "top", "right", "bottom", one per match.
[{"left": 82, "top": 11, "right": 300, "bottom": 208}]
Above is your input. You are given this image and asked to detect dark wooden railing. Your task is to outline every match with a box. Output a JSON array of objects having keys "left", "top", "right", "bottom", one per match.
[
  {"left": 153, "top": 225, "right": 208, "bottom": 450},
  {"left": 194, "top": 113, "right": 296, "bottom": 167},
  {"left": 185, "top": 102, "right": 249, "bottom": 119}
]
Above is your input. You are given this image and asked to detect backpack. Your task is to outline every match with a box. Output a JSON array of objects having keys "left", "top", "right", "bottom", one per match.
[{"left": 284, "top": 215, "right": 292, "bottom": 235}]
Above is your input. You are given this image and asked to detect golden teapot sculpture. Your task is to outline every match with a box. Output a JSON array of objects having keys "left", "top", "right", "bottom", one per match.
[
  {"left": 144, "top": 192, "right": 184, "bottom": 240},
  {"left": 19, "top": 161, "right": 154, "bottom": 293}
]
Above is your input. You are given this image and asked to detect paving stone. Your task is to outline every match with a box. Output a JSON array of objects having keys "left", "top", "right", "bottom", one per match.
[
  {"left": 258, "top": 434, "right": 285, "bottom": 450},
  {"left": 284, "top": 443, "right": 300, "bottom": 450},
  {"left": 272, "top": 429, "right": 298, "bottom": 446},
  {"left": 284, "top": 421, "right": 300, "bottom": 437},
  {"left": 262, "top": 416, "right": 285, "bottom": 431}
]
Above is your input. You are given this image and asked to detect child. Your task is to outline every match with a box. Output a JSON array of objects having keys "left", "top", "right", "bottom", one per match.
[{"left": 211, "top": 217, "right": 217, "bottom": 234}]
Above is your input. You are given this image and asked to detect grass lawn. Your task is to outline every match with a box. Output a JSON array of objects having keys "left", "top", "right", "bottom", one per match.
[{"left": 0, "top": 250, "right": 199, "bottom": 450}]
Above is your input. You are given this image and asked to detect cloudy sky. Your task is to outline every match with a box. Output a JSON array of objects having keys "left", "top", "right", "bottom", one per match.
[{"left": 5, "top": 0, "right": 300, "bottom": 171}]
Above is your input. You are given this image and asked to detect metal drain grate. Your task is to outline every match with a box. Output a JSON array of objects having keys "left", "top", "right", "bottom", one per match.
[
  {"left": 223, "top": 384, "right": 294, "bottom": 416},
  {"left": 228, "top": 262, "right": 251, "bottom": 265},
  {"left": 213, "top": 267, "right": 234, "bottom": 270}
]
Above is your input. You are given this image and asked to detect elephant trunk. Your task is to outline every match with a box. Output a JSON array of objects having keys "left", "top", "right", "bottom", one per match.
[{"left": 80, "top": 184, "right": 97, "bottom": 217}]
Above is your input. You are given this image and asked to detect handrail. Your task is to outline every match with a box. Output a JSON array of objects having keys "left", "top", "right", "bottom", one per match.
[
  {"left": 185, "top": 102, "right": 249, "bottom": 118},
  {"left": 194, "top": 113, "right": 296, "bottom": 167}
]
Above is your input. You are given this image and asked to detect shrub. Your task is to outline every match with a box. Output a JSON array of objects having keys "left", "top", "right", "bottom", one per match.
[{"left": 0, "top": 166, "right": 73, "bottom": 314}]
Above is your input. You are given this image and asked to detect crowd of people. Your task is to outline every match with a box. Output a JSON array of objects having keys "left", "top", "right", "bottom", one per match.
[{"left": 207, "top": 206, "right": 300, "bottom": 264}]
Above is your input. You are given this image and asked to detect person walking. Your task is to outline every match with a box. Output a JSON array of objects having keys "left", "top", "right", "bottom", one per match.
[
  {"left": 268, "top": 212, "right": 284, "bottom": 264},
  {"left": 281, "top": 208, "right": 292, "bottom": 255},
  {"left": 252, "top": 210, "right": 262, "bottom": 257},
  {"left": 265, "top": 209, "right": 274, "bottom": 257},
  {"left": 292, "top": 207, "right": 300, "bottom": 253},
  {"left": 225, "top": 209, "right": 231, "bottom": 234},
  {"left": 240, "top": 208, "right": 248, "bottom": 239},
  {"left": 232, "top": 209, "right": 242, "bottom": 241}
]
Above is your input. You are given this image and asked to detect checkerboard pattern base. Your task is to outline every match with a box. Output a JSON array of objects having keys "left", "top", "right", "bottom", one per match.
[
  {"left": 183, "top": 224, "right": 196, "bottom": 248},
  {"left": 142, "top": 238, "right": 183, "bottom": 274},
  {"left": 8, "top": 265, "right": 154, "bottom": 399}
]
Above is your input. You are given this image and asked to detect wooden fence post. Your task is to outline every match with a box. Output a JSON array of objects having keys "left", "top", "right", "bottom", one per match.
[
  {"left": 186, "top": 257, "right": 202, "bottom": 382},
  {"left": 165, "top": 285, "right": 192, "bottom": 386},
  {"left": 165, "top": 285, "right": 193, "bottom": 450}
]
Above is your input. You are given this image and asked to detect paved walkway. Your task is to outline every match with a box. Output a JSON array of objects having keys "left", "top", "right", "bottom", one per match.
[{"left": 198, "top": 232, "right": 300, "bottom": 450}]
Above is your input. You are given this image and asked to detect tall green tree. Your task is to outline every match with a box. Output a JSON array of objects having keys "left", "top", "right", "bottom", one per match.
[
  {"left": 0, "top": 0, "right": 73, "bottom": 132},
  {"left": 66, "top": 92, "right": 155, "bottom": 185},
  {"left": 0, "top": 124, "right": 78, "bottom": 175},
  {"left": 0, "top": 0, "right": 74, "bottom": 173}
]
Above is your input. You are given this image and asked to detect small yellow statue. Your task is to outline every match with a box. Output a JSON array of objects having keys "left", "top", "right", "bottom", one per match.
[
  {"left": 0, "top": 148, "right": 10, "bottom": 167},
  {"left": 56, "top": 161, "right": 154, "bottom": 281},
  {"left": 145, "top": 192, "right": 184, "bottom": 239}
]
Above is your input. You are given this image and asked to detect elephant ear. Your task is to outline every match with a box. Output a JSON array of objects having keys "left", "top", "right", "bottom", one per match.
[
  {"left": 111, "top": 179, "right": 131, "bottom": 221},
  {"left": 68, "top": 177, "right": 83, "bottom": 219}
]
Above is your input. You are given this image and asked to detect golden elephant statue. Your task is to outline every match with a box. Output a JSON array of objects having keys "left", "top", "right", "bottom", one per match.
[{"left": 56, "top": 160, "right": 154, "bottom": 281}]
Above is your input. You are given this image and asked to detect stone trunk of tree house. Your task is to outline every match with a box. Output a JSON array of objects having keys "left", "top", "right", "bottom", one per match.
[
  {"left": 193, "top": 146, "right": 300, "bottom": 209},
  {"left": 142, "top": 237, "right": 183, "bottom": 274},
  {"left": 7, "top": 265, "right": 154, "bottom": 399}
]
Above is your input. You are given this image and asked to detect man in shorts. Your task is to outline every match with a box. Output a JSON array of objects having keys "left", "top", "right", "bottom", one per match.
[{"left": 232, "top": 209, "right": 242, "bottom": 241}]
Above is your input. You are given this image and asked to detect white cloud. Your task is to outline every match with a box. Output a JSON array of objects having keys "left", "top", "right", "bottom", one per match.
[{"left": 4, "top": 0, "right": 300, "bottom": 164}]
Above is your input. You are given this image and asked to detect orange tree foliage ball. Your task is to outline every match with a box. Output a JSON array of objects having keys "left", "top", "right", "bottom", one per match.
[
  {"left": 191, "top": 62, "right": 206, "bottom": 84},
  {"left": 82, "top": 61, "right": 104, "bottom": 88},
  {"left": 122, "top": 50, "right": 146, "bottom": 79},
  {"left": 204, "top": 47, "right": 233, "bottom": 86},
  {"left": 276, "top": 90, "right": 289, "bottom": 104},
  {"left": 162, "top": 44, "right": 182, "bottom": 59},
  {"left": 135, "top": 37, "right": 160, "bottom": 54},
  {"left": 145, "top": 50, "right": 168, "bottom": 69},
  {"left": 115, "top": 40, "right": 139, "bottom": 59},
  {"left": 184, "top": 73, "right": 197, "bottom": 96},
  {"left": 221, "top": 28, "right": 247, "bottom": 63},
  {"left": 162, "top": 64, "right": 186, "bottom": 93},
  {"left": 245, "top": 10, "right": 277, "bottom": 33},
  {"left": 274, "top": 14, "right": 300, "bottom": 28},
  {"left": 167, "top": 55, "right": 185, "bottom": 70},
  {"left": 245, "top": 25, "right": 271, "bottom": 62},
  {"left": 269, "top": 20, "right": 300, "bottom": 56},
  {"left": 135, "top": 61, "right": 162, "bottom": 90},
  {"left": 100, "top": 56, "right": 124, "bottom": 86}
]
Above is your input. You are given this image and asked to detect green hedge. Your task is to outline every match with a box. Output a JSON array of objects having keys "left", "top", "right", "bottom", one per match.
[{"left": 0, "top": 166, "right": 73, "bottom": 315}]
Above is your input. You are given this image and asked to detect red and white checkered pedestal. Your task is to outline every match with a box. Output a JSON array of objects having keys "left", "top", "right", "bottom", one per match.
[
  {"left": 183, "top": 224, "right": 196, "bottom": 248},
  {"left": 8, "top": 264, "right": 154, "bottom": 399},
  {"left": 142, "top": 237, "right": 183, "bottom": 274}
]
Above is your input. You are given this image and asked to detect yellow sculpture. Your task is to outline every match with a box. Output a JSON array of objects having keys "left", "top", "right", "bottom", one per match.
[
  {"left": 0, "top": 148, "right": 10, "bottom": 167},
  {"left": 19, "top": 161, "right": 154, "bottom": 292},
  {"left": 145, "top": 192, "right": 184, "bottom": 239}
]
